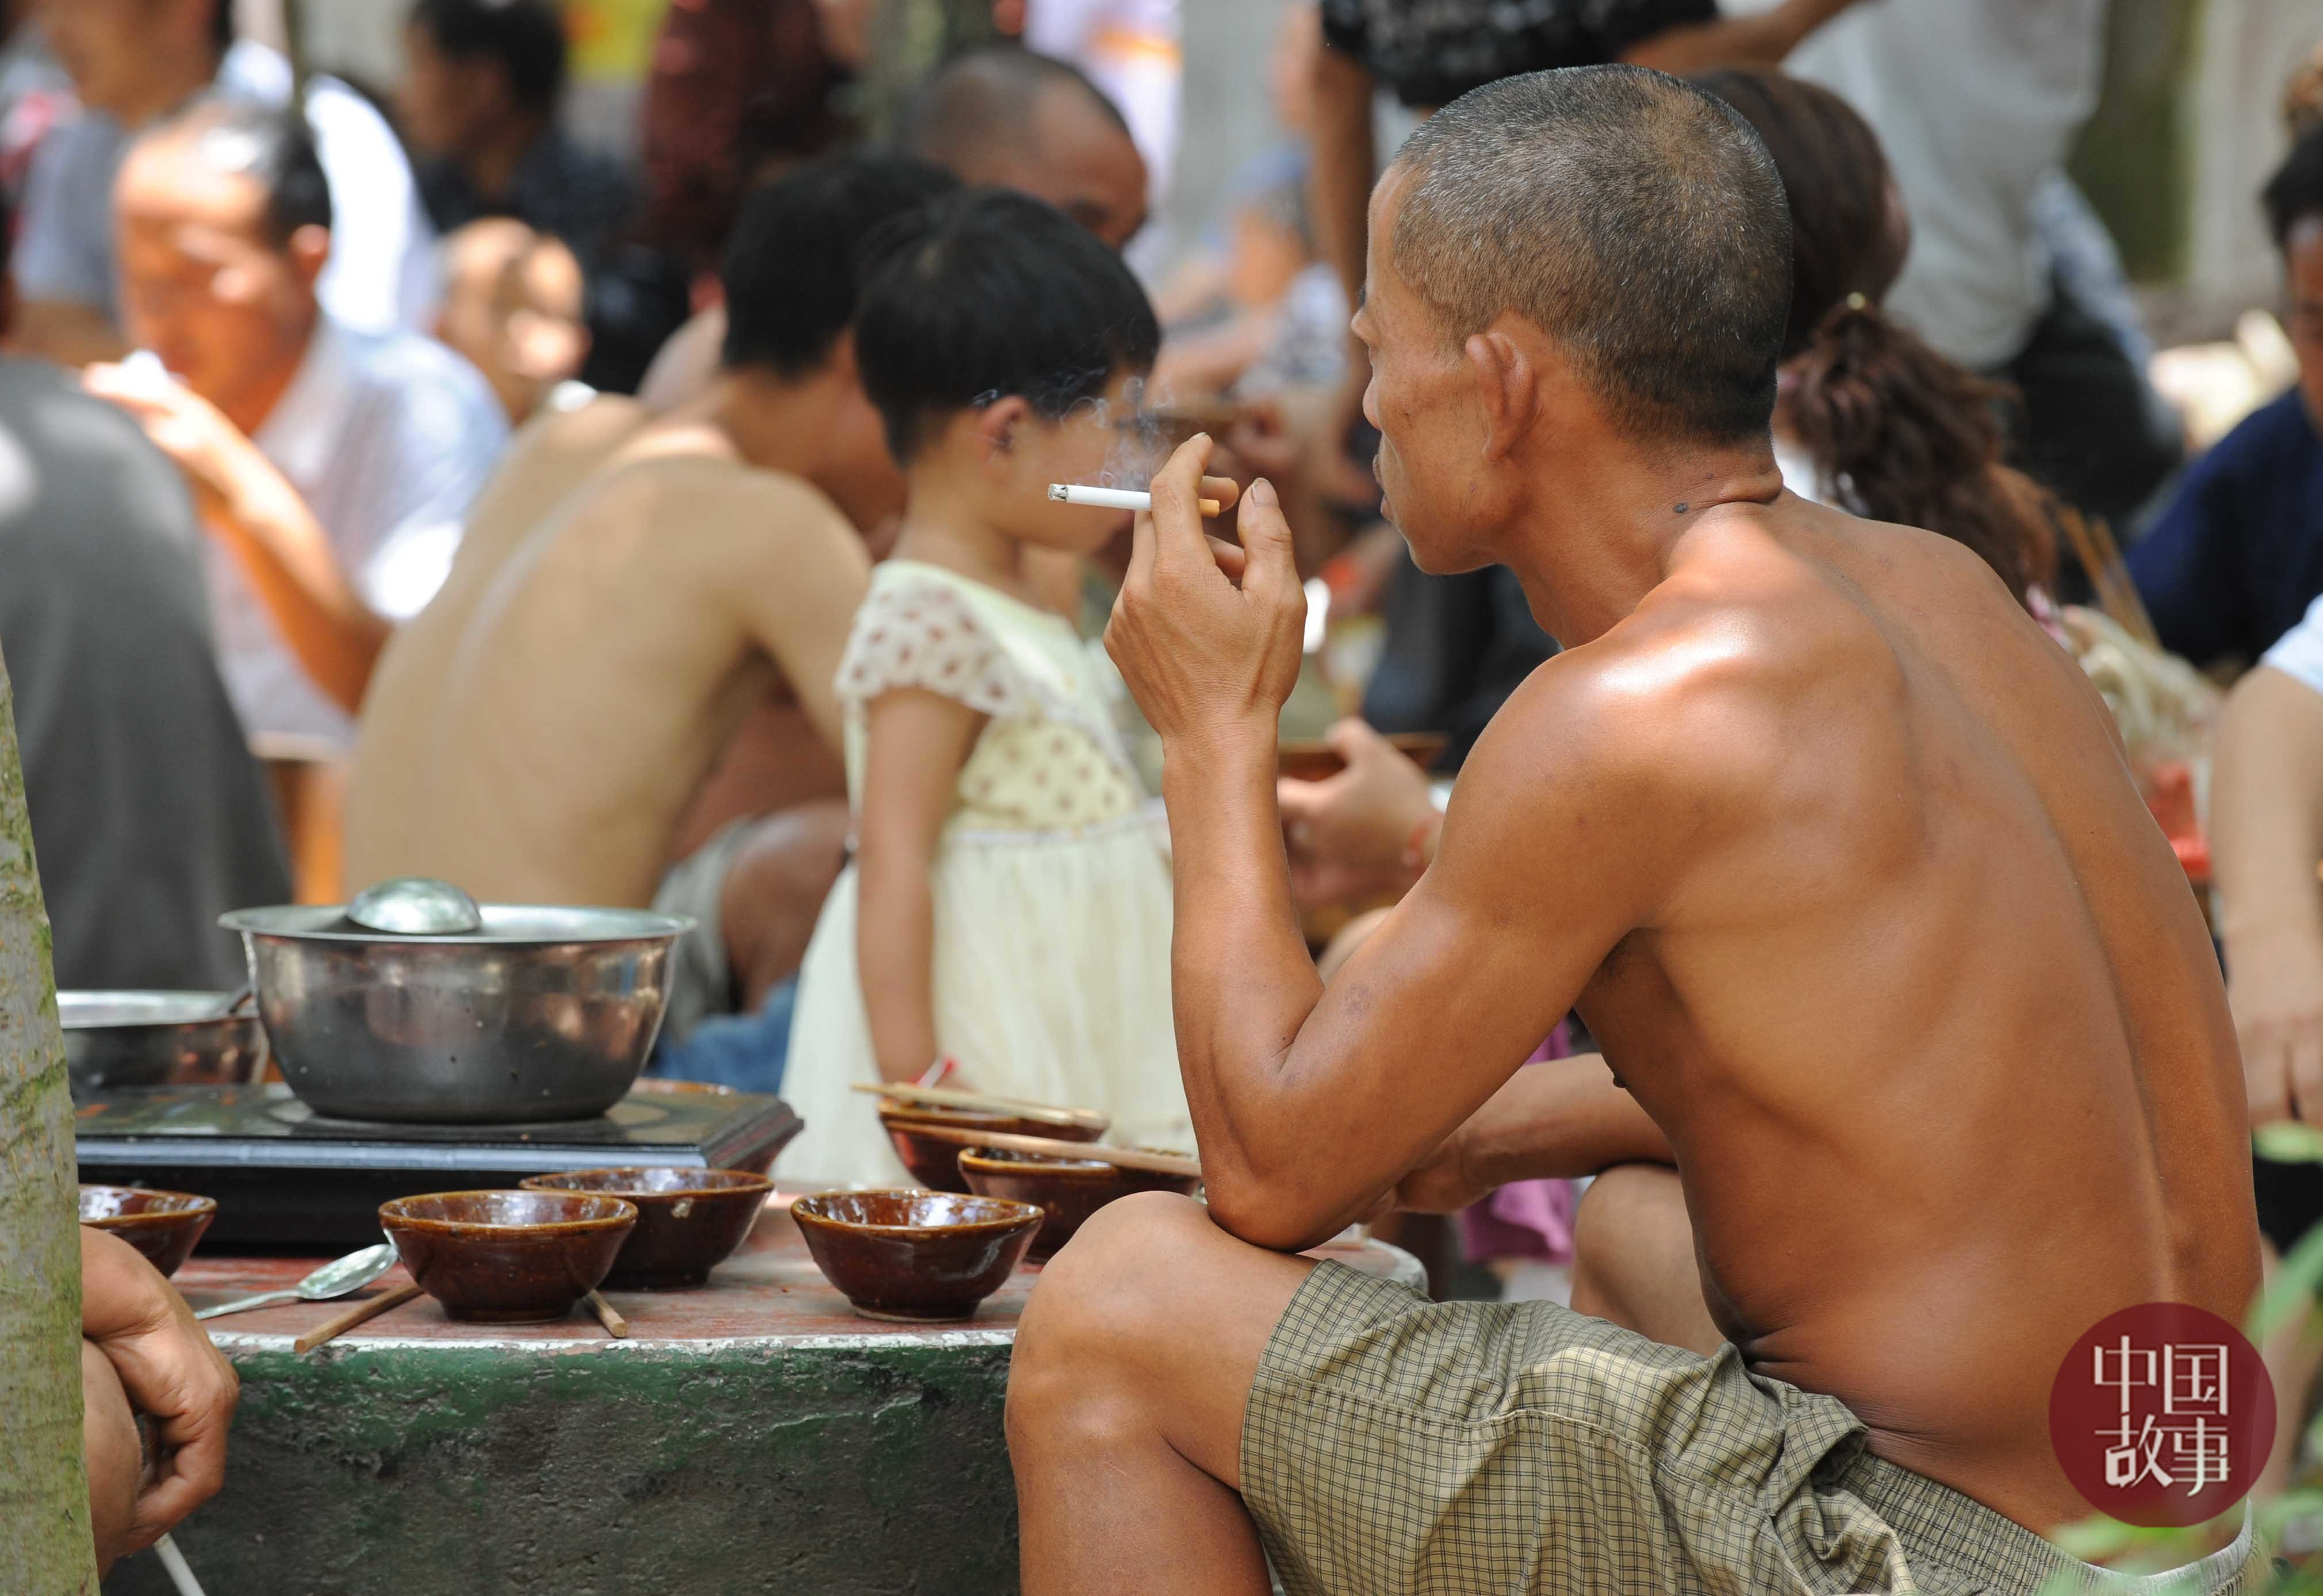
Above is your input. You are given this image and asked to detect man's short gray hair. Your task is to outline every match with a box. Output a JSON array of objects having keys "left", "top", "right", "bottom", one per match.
[{"left": 1392, "top": 65, "right": 1792, "bottom": 444}]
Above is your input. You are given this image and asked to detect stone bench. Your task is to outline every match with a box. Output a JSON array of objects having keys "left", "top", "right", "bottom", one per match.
[{"left": 105, "top": 1206, "right": 1420, "bottom": 1595}]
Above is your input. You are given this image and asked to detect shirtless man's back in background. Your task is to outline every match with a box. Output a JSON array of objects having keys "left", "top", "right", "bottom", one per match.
[
  {"left": 1009, "top": 69, "right": 2260, "bottom": 1596},
  {"left": 344, "top": 155, "right": 961, "bottom": 917},
  {"left": 347, "top": 394, "right": 650, "bottom": 884}
]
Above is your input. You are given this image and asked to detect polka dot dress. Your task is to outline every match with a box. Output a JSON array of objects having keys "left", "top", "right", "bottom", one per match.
[{"left": 780, "top": 561, "right": 1191, "bottom": 1187}]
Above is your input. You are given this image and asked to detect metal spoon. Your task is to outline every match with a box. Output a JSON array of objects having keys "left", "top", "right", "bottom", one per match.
[
  {"left": 345, "top": 876, "right": 484, "bottom": 936},
  {"left": 193, "top": 1243, "right": 397, "bottom": 1321}
]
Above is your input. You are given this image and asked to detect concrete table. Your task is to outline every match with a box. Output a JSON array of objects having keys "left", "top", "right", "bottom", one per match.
[{"left": 106, "top": 1206, "right": 1421, "bottom": 1595}]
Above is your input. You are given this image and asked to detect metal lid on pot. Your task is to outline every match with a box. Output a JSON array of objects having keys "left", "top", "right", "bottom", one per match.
[{"left": 219, "top": 904, "right": 696, "bottom": 946}]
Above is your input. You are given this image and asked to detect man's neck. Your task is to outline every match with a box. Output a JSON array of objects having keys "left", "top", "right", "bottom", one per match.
[
  {"left": 217, "top": 303, "right": 320, "bottom": 439},
  {"left": 109, "top": 46, "right": 223, "bottom": 129},
  {"left": 1504, "top": 436, "right": 1785, "bottom": 648},
  {"left": 707, "top": 368, "right": 834, "bottom": 486},
  {"left": 463, "top": 110, "right": 549, "bottom": 203}
]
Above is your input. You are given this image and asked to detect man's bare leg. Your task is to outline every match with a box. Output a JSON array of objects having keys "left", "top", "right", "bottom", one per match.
[
  {"left": 716, "top": 800, "right": 850, "bottom": 1010},
  {"left": 1010, "top": 1192, "right": 1314, "bottom": 1595},
  {"left": 1570, "top": 1163, "right": 1724, "bottom": 1355}
]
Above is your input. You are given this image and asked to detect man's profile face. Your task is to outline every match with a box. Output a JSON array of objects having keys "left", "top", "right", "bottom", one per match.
[
  {"left": 116, "top": 144, "right": 321, "bottom": 417},
  {"left": 985, "top": 86, "right": 1149, "bottom": 251},
  {"left": 39, "top": 0, "right": 165, "bottom": 117},
  {"left": 1354, "top": 167, "right": 1489, "bottom": 572},
  {"left": 811, "top": 333, "right": 911, "bottom": 532},
  {"left": 2288, "top": 216, "right": 2323, "bottom": 431}
]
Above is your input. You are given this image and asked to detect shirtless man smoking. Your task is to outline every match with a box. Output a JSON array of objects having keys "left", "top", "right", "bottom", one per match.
[{"left": 1008, "top": 67, "right": 2262, "bottom": 1595}]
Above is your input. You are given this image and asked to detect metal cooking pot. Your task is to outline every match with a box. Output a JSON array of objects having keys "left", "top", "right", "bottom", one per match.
[
  {"left": 219, "top": 904, "right": 693, "bottom": 1125},
  {"left": 59, "top": 991, "right": 265, "bottom": 1098}
]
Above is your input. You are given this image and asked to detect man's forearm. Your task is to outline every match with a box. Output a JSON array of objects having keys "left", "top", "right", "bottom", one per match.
[
  {"left": 1619, "top": 0, "right": 1858, "bottom": 71},
  {"left": 1462, "top": 1053, "right": 1674, "bottom": 1186},
  {"left": 208, "top": 454, "right": 389, "bottom": 714},
  {"left": 2214, "top": 666, "right": 2323, "bottom": 952},
  {"left": 1160, "top": 728, "right": 1328, "bottom": 1194}
]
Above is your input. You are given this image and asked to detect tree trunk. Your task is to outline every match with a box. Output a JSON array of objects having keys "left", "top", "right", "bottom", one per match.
[{"left": 0, "top": 640, "right": 97, "bottom": 1593}]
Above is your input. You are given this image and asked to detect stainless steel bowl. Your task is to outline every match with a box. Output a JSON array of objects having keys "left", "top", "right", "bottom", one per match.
[
  {"left": 218, "top": 904, "right": 693, "bottom": 1125},
  {"left": 59, "top": 991, "right": 264, "bottom": 1098}
]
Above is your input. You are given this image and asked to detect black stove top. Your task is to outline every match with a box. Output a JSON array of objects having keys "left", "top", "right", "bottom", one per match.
[{"left": 76, "top": 1084, "right": 802, "bottom": 1250}]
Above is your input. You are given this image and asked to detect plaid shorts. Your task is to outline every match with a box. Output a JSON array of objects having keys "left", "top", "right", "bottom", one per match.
[{"left": 1240, "top": 1262, "right": 2263, "bottom": 1596}]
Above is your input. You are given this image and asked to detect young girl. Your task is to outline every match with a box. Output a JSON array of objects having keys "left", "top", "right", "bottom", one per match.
[{"left": 777, "top": 189, "right": 1211, "bottom": 1185}]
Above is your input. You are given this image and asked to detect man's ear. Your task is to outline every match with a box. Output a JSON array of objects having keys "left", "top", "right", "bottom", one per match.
[
  {"left": 287, "top": 224, "right": 331, "bottom": 293},
  {"left": 975, "top": 394, "right": 1032, "bottom": 465},
  {"left": 1465, "top": 323, "right": 1539, "bottom": 463}
]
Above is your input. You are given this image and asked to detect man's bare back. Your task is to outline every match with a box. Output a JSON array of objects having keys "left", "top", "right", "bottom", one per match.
[
  {"left": 348, "top": 405, "right": 869, "bottom": 906},
  {"left": 347, "top": 396, "right": 651, "bottom": 885},
  {"left": 1534, "top": 496, "right": 2255, "bottom": 1528}
]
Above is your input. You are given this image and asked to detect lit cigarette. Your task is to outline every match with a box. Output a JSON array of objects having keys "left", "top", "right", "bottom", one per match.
[{"left": 1049, "top": 484, "right": 1223, "bottom": 517}]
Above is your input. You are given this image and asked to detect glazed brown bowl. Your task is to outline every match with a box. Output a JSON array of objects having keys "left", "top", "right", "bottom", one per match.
[
  {"left": 519, "top": 1167, "right": 773, "bottom": 1288},
  {"left": 379, "top": 1190, "right": 637, "bottom": 1323},
  {"left": 78, "top": 1186, "right": 216, "bottom": 1277},
  {"left": 877, "top": 1102, "right": 1107, "bottom": 1192},
  {"left": 957, "top": 1149, "right": 1201, "bottom": 1259},
  {"left": 791, "top": 1190, "right": 1042, "bottom": 1322}
]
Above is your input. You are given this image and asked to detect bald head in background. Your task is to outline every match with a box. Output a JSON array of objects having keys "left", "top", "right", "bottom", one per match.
[
  {"left": 895, "top": 45, "right": 1148, "bottom": 250},
  {"left": 638, "top": 45, "right": 1147, "bottom": 413}
]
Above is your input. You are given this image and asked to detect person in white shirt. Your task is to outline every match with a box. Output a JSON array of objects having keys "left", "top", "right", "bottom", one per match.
[
  {"left": 17, "top": 0, "right": 436, "bottom": 366},
  {"left": 1745, "top": 0, "right": 2181, "bottom": 528},
  {"left": 86, "top": 99, "right": 506, "bottom": 746}
]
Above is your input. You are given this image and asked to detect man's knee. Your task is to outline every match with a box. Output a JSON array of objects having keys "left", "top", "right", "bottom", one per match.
[
  {"left": 1571, "top": 1165, "right": 1680, "bottom": 1300},
  {"left": 1011, "top": 1193, "right": 1212, "bottom": 1411},
  {"left": 726, "top": 802, "right": 849, "bottom": 910}
]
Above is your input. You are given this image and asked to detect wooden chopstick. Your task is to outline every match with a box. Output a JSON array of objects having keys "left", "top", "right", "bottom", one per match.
[
  {"left": 585, "top": 1289, "right": 629, "bottom": 1338},
  {"left": 2057, "top": 507, "right": 2160, "bottom": 649},
  {"left": 896, "top": 1122, "right": 1201, "bottom": 1179},
  {"left": 294, "top": 1281, "right": 421, "bottom": 1353},
  {"left": 850, "top": 1080, "right": 1110, "bottom": 1132}
]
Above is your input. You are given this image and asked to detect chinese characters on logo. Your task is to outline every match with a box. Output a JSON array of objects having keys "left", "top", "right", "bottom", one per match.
[
  {"left": 2091, "top": 1337, "right": 2232, "bottom": 1495},
  {"left": 2050, "top": 1304, "right": 2270, "bottom": 1528}
]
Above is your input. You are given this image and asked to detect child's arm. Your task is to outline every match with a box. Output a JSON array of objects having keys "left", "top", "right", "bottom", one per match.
[{"left": 856, "top": 686, "right": 988, "bottom": 1084}]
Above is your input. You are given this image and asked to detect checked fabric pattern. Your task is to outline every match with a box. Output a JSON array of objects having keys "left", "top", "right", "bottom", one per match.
[{"left": 1238, "top": 1263, "right": 2263, "bottom": 1595}]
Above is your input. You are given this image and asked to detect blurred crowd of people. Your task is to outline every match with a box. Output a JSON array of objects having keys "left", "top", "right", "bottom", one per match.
[{"left": 18, "top": 0, "right": 2323, "bottom": 1568}]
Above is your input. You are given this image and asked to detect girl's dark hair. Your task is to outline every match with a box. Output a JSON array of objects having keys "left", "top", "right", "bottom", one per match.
[
  {"left": 1691, "top": 67, "right": 2057, "bottom": 606},
  {"left": 854, "top": 188, "right": 1161, "bottom": 463}
]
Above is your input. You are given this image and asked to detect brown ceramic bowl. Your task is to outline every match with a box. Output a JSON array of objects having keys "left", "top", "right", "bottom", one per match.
[
  {"left": 791, "top": 1190, "right": 1042, "bottom": 1322},
  {"left": 379, "top": 1190, "right": 637, "bottom": 1323},
  {"left": 78, "top": 1186, "right": 216, "bottom": 1277},
  {"left": 519, "top": 1167, "right": 773, "bottom": 1288},
  {"left": 957, "top": 1149, "right": 1201, "bottom": 1259},
  {"left": 877, "top": 1102, "right": 1108, "bottom": 1192}
]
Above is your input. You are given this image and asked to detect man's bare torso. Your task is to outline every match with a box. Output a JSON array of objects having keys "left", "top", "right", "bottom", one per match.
[
  {"left": 348, "top": 397, "right": 653, "bottom": 888},
  {"left": 347, "top": 401, "right": 868, "bottom": 906},
  {"left": 1539, "top": 498, "right": 2255, "bottom": 1531}
]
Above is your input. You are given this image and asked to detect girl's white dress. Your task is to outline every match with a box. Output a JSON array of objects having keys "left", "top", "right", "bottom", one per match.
[{"left": 777, "top": 560, "right": 1191, "bottom": 1186}]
